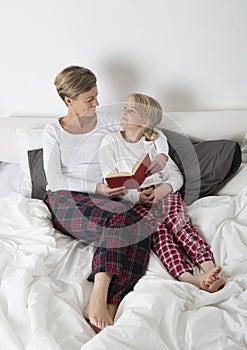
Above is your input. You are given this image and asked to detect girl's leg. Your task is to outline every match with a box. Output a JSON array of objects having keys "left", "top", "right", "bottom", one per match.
[
  {"left": 162, "top": 192, "right": 213, "bottom": 266},
  {"left": 152, "top": 224, "right": 194, "bottom": 278},
  {"left": 132, "top": 197, "right": 194, "bottom": 279},
  {"left": 163, "top": 192, "right": 225, "bottom": 291}
]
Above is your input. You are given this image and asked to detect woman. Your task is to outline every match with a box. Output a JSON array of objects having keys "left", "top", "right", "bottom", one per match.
[
  {"left": 99, "top": 93, "right": 225, "bottom": 293},
  {"left": 43, "top": 66, "right": 168, "bottom": 332}
]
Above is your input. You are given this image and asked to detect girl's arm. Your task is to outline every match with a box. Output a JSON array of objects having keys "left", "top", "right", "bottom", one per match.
[
  {"left": 140, "top": 157, "right": 184, "bottom": 206},
  {"left": 99, "top": 135, "right": 140, "bottom": 203},
  {"left": 139, "top": 183, "right": 173, "bottom": 206},
  {"left": 98, "top": 134, "right": 126, "bottom": 198},
  {"left": 149, "top": 129, "right": 169, "bottom": 174}
]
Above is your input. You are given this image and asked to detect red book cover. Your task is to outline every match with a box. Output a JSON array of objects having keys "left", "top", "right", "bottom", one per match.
[{"left": 105, "top": 153, "right": 151, "bottom": 189}]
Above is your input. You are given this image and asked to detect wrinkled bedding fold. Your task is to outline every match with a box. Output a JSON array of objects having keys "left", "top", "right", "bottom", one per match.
[{"left": 0, "top": 191, "right": 246, "bottom": 350}]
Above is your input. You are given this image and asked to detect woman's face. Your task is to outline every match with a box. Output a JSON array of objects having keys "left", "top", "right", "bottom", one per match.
[
  {"left": 120, "top": 97, "right": 147, "bottom": 129},
  {"left": 66, "top": 85, "right": 99, "bottom": 118}
]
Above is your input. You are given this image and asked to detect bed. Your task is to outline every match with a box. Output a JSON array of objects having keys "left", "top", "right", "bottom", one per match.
[{"left": 0, "top": 111, "right": 247, "bottom": 350}]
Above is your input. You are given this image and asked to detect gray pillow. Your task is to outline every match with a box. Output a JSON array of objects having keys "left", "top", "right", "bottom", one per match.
[
  {"left": 162, "top": 129, "right": 242, "bottom": 205},
  {"left": 27, "top": 148, "right": 47, "bottom": 200},
  {"left": 27, "top": 134, "right": 242, "bottom": 204}
]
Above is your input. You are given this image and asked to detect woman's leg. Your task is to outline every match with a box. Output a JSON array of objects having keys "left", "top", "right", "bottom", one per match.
[
  {"left": 86, "top": 234, "right": 151, "bottom": 331},
  {"left": 83, "top": 272, "right": 114, "bottom": 331},
  {"left": 45, "top": 190, "right": 151, "bottom": 329}
]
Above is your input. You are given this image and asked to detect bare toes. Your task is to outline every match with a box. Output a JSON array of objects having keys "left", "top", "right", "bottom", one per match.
[{"left": 200, "top": 278, "right": 225, "bottom": 293}]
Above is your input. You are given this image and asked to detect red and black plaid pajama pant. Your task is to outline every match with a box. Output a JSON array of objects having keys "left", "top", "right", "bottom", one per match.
[
  {"left": 44, "top": 190, "right": 151, "bottom": 304},
  {"left": 132, "top": 191, "right": 214, "bottom": 279}
]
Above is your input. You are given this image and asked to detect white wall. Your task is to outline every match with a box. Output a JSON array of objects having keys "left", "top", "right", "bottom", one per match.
[{"left": 0, "top": 0, "right": 246, "bottom": 117}]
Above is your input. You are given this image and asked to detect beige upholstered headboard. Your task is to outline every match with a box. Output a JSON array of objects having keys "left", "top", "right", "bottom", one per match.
[
  {"left": 0, "top": 111, "right": 246, "bottom": 163},
  {"left": 159, "top": 110, "right": 247, "bottom": 143},
  {"left": 0, "top": 117, "right": 56, "bottom": 163}
]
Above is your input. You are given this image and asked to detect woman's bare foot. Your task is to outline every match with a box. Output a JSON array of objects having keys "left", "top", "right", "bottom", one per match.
[
  {"left": 83, "top": 301, "right": 113, "bottom": 332},
  {"left": 83, "top": 272, "right": 115, "bottom": 332},
  {"left": 108, "top": 303, "right": 118, "bottom": 321}
]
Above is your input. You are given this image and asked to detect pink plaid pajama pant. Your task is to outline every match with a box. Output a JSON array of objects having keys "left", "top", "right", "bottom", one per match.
[{"left": 132, "top": 191, "right": 214, "bottom": 279}]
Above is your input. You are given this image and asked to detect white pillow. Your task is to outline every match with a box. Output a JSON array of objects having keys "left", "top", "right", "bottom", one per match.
[
  {"left": 0, "top": 162, "right": 21, "bottom": 198},
  {"left": 241, "top": 132, "right": 247, "bottom": 163},
  {"left": 217, "top": 163, "right": 247, "bottom": 196},
  {"left": 16, "top": 128, "right": 43, "bottom": 197}
]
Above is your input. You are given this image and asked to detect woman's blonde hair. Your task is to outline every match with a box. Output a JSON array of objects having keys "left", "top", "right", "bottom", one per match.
[
  {"left": 54, "top": 65, "right": 97, "bottom": 104},
  {"left": 127, "top": 93, "right": 163, "bottom": 141}
]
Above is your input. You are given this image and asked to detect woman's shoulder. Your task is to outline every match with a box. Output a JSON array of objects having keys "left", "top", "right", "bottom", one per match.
[
  {"left": 44, "top": 119, "right": 61, "bottom": 134},
  {"left": 43, "top": 119, "right": 62, "bottom": 143}
]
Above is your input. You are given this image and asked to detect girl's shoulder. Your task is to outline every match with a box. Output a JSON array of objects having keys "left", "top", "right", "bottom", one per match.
[
  {"left": 96, "top": 111, "right": 120, "bottom": 131},
  {"left": 101, "top": 130, "right": 122, "bottom": 146}
]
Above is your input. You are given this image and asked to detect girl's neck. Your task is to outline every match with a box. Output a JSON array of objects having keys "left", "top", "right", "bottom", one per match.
[{"left": 121, "top": 128, "right": 145, "bottom": 143}]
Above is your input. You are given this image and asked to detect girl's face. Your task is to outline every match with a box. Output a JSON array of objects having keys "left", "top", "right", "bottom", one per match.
[
  {"left": 120, "top": 97, "right": 148, "bottom": 130},
  {"left": 65, "top": 85, "right": 99, "bottom": 118}
]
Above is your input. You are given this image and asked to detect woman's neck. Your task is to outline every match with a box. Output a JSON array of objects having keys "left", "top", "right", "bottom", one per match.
[
  {"left": 60, "top": 114, "right": 97, "bottom": 134},
  {"left": 121, "top": 128, "right": 145, "bottom": 143}
]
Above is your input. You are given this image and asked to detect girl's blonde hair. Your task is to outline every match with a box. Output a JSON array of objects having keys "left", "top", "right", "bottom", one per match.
[
  {"left": 127, "top": 93, "right": 163, "bottom": 141},
  {"left": 54, "top": 65, "right": 97, "bottom": 104}
]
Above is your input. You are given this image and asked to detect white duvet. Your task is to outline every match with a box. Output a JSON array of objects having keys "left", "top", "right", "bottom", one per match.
[{"left": 0, "top": 191, "right": 247, "bottom": 350}]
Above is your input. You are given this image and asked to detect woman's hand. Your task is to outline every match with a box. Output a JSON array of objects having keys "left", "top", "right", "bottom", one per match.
[
  {"left": 147, "top": 153, "right": 168, "bottom": 175},
  {"left": 96, "top": 183, "right": 125, "bottom": 198}
]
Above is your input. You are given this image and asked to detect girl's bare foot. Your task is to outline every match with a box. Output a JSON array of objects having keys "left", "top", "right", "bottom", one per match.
[
  {"left": 200, "top": 277, "right": 225, "bottom": 293},
  {"left": 179, "top": 266, "right": 225, "bottom": 292},
  {"left": 199, "top": 265, "right": 225, "bottom": 292}
]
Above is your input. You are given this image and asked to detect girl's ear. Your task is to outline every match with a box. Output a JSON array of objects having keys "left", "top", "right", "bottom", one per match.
[{"left": 143, "top": 118, "right": 152, "bottom": 128}]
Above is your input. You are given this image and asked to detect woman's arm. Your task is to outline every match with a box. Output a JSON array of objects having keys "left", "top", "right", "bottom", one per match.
[{"left": 43, "top": 124, "right": 98, "bottom": 193}]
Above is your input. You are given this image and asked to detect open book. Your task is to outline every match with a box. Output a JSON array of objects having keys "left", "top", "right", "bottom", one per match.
[{"left": 105, "top": 153, "right": 151, "bottom": 189}]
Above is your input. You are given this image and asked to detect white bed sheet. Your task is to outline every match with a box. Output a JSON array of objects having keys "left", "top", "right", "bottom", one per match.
[{"left": 0, "top": 191, "right": 247, "bottom": 350}]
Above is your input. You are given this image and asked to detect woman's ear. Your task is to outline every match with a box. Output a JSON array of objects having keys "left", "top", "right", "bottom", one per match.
[{"left": 64, "top": 96, "right": 72, "bottom": 106}]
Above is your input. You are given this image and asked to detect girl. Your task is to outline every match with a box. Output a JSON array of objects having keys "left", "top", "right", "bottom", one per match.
[{"left": 99, "top": 93, "right": 225, "bottom": 293}]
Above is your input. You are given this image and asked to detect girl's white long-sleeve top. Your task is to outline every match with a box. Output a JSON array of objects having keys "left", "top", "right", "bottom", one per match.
[
  {"left": 99, "top": 131, "right": 184, "bottom": 204},
  {"left": 43, "top": 112, "right": 170, "bottom": 194}
]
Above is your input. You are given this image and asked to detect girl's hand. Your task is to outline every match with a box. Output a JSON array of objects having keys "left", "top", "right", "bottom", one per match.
[
  {"left": 152, "top": 183, "right": 173, "bottom": 204},
  {"left": 96, "top": 183, "right": 125, "bottom": 198},
  {"left": 147, "top": 153, "right": 168, "bottom": 175},
  {"left": 139, "top": 184, "right": 173, "bottom": 206},
  {"left": 139, "top": 187, "right": 155, "bottom": 207}
]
